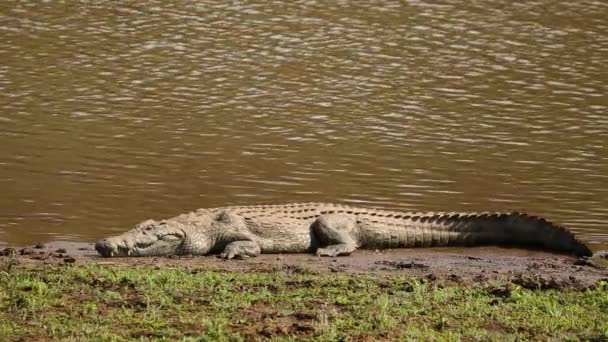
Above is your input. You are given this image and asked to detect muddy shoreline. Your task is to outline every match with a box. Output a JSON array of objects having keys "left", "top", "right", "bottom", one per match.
[{"left": 2, "top": 241, "right": 607, "bottom": 290}]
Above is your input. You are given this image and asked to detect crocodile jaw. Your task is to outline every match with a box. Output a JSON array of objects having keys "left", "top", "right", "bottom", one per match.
[
  {"left": 95, "top": 220, "right": 185, "bottom": 257},
  {"left": 95, "top": 235, "right": 183, "bottom": 257}
]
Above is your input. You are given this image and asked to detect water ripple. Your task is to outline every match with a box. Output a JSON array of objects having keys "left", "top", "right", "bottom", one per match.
[{"left": 0, "top": 0, "right": 607, "bottom": 245}]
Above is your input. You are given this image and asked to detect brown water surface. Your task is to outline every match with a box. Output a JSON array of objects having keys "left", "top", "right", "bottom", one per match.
[{"left": 1, "top": 0, "right": 607, "bottom": 246}]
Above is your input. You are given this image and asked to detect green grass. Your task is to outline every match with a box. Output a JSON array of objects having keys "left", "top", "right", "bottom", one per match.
[{"left": 0, "top": 264, "right": 607, "bottom": 341}]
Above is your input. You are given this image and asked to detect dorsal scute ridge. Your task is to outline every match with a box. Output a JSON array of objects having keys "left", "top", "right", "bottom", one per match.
[{"left": 203, "top": 205, "right": 581, "bottom": 243}]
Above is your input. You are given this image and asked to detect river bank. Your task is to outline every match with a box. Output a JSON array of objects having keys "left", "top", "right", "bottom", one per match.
[
  {"left": 1, "top": 253, "right": 607, "bottom": 340},
  {"left": 1, "top": 243, "right": 608, "bottom": 339},
  {"left": 4, "top": 241, "right": 608, "bottom": 289}
]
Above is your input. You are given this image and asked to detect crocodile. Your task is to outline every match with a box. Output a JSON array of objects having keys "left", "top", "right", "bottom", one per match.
[{"left": 95, "top": 203, "right": 592, "bottom": 258}]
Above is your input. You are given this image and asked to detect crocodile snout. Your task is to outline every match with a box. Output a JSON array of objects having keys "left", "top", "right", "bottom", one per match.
[{"left": 95, "top": 239, "right": 118, "bottom": 257}]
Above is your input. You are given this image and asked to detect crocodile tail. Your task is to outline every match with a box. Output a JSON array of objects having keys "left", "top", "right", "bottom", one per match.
[
  {"left": 444, "top": 212, "right": 592, "bottom": 257},
  {"left": 513, "top": 212, "right": 592, "bottom": 257}
]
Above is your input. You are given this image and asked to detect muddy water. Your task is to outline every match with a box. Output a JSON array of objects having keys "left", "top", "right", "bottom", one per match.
[{"left": 1, "top": 1, "right": 607, "bottom": 246}]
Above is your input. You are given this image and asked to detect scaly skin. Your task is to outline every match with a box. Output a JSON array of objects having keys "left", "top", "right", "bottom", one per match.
[{"left": 95, "top": 203, "right": 592, "bottom": 258}]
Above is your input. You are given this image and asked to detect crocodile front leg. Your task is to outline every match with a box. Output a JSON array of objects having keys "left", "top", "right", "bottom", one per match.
[
  {"left": 220, "top": 241, "right": 261, "bottom": 259},
  {"left": 313, "top": 214, "right": 359, "bottom": 257}
]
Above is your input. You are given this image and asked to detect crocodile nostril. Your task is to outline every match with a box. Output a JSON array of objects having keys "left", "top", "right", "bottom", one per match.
[{"left": 95, "top": 239, "right": 117, "bottom": 257}]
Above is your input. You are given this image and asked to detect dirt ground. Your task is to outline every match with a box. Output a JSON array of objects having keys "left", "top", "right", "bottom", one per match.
[{"left": 3, "top": 241, "right": 608, "bottom": 290}]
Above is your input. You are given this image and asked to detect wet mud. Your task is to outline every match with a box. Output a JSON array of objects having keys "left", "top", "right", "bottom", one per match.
[{"left": 3, "top": 242, "right": 607, "bottom": 290}]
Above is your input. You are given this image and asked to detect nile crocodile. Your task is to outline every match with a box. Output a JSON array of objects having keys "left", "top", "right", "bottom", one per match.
[{"left": 95, "top": 203, "right": 592, "bottom": 258}]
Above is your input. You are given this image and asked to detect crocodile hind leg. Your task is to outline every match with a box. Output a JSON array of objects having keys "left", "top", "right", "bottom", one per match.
[
  {"left": 313, "top": 214, "right": 359, "bottom": 257},
  {"left": 220, "top": 241, "right": 261, "bottom": 259}
]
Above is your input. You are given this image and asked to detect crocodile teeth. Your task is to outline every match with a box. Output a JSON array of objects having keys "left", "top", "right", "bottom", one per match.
[
  {"left": 127, "top": 250, "right": 131, "bottom": 256},
  {"left": 110, "top": 251, "right": 114, "bottom": 257}
]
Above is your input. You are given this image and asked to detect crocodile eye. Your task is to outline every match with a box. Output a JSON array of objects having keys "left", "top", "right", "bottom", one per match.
[{"left": 145, "top": 226, "right": 153, "bottom": 231}]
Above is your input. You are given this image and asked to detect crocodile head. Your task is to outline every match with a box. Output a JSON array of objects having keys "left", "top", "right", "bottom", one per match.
[{"left": 95, "top": 213, "right": 215, "bottom": 257}]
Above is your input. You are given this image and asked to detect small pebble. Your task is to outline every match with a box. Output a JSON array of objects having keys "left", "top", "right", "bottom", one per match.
[
  {"left": 20, "top": 248, "right": 35, "bottom": 255},
  {"left": 2, "top": 247, "right": 16, "bottom": 256}
]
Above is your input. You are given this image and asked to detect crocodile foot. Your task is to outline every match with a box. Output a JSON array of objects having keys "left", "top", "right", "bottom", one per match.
[
  {"left": 316, "top": 243, "right": 357, "bottom": 257},
  {"left": 220, "top": 241, "right": 261, "bottom": 259}
]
